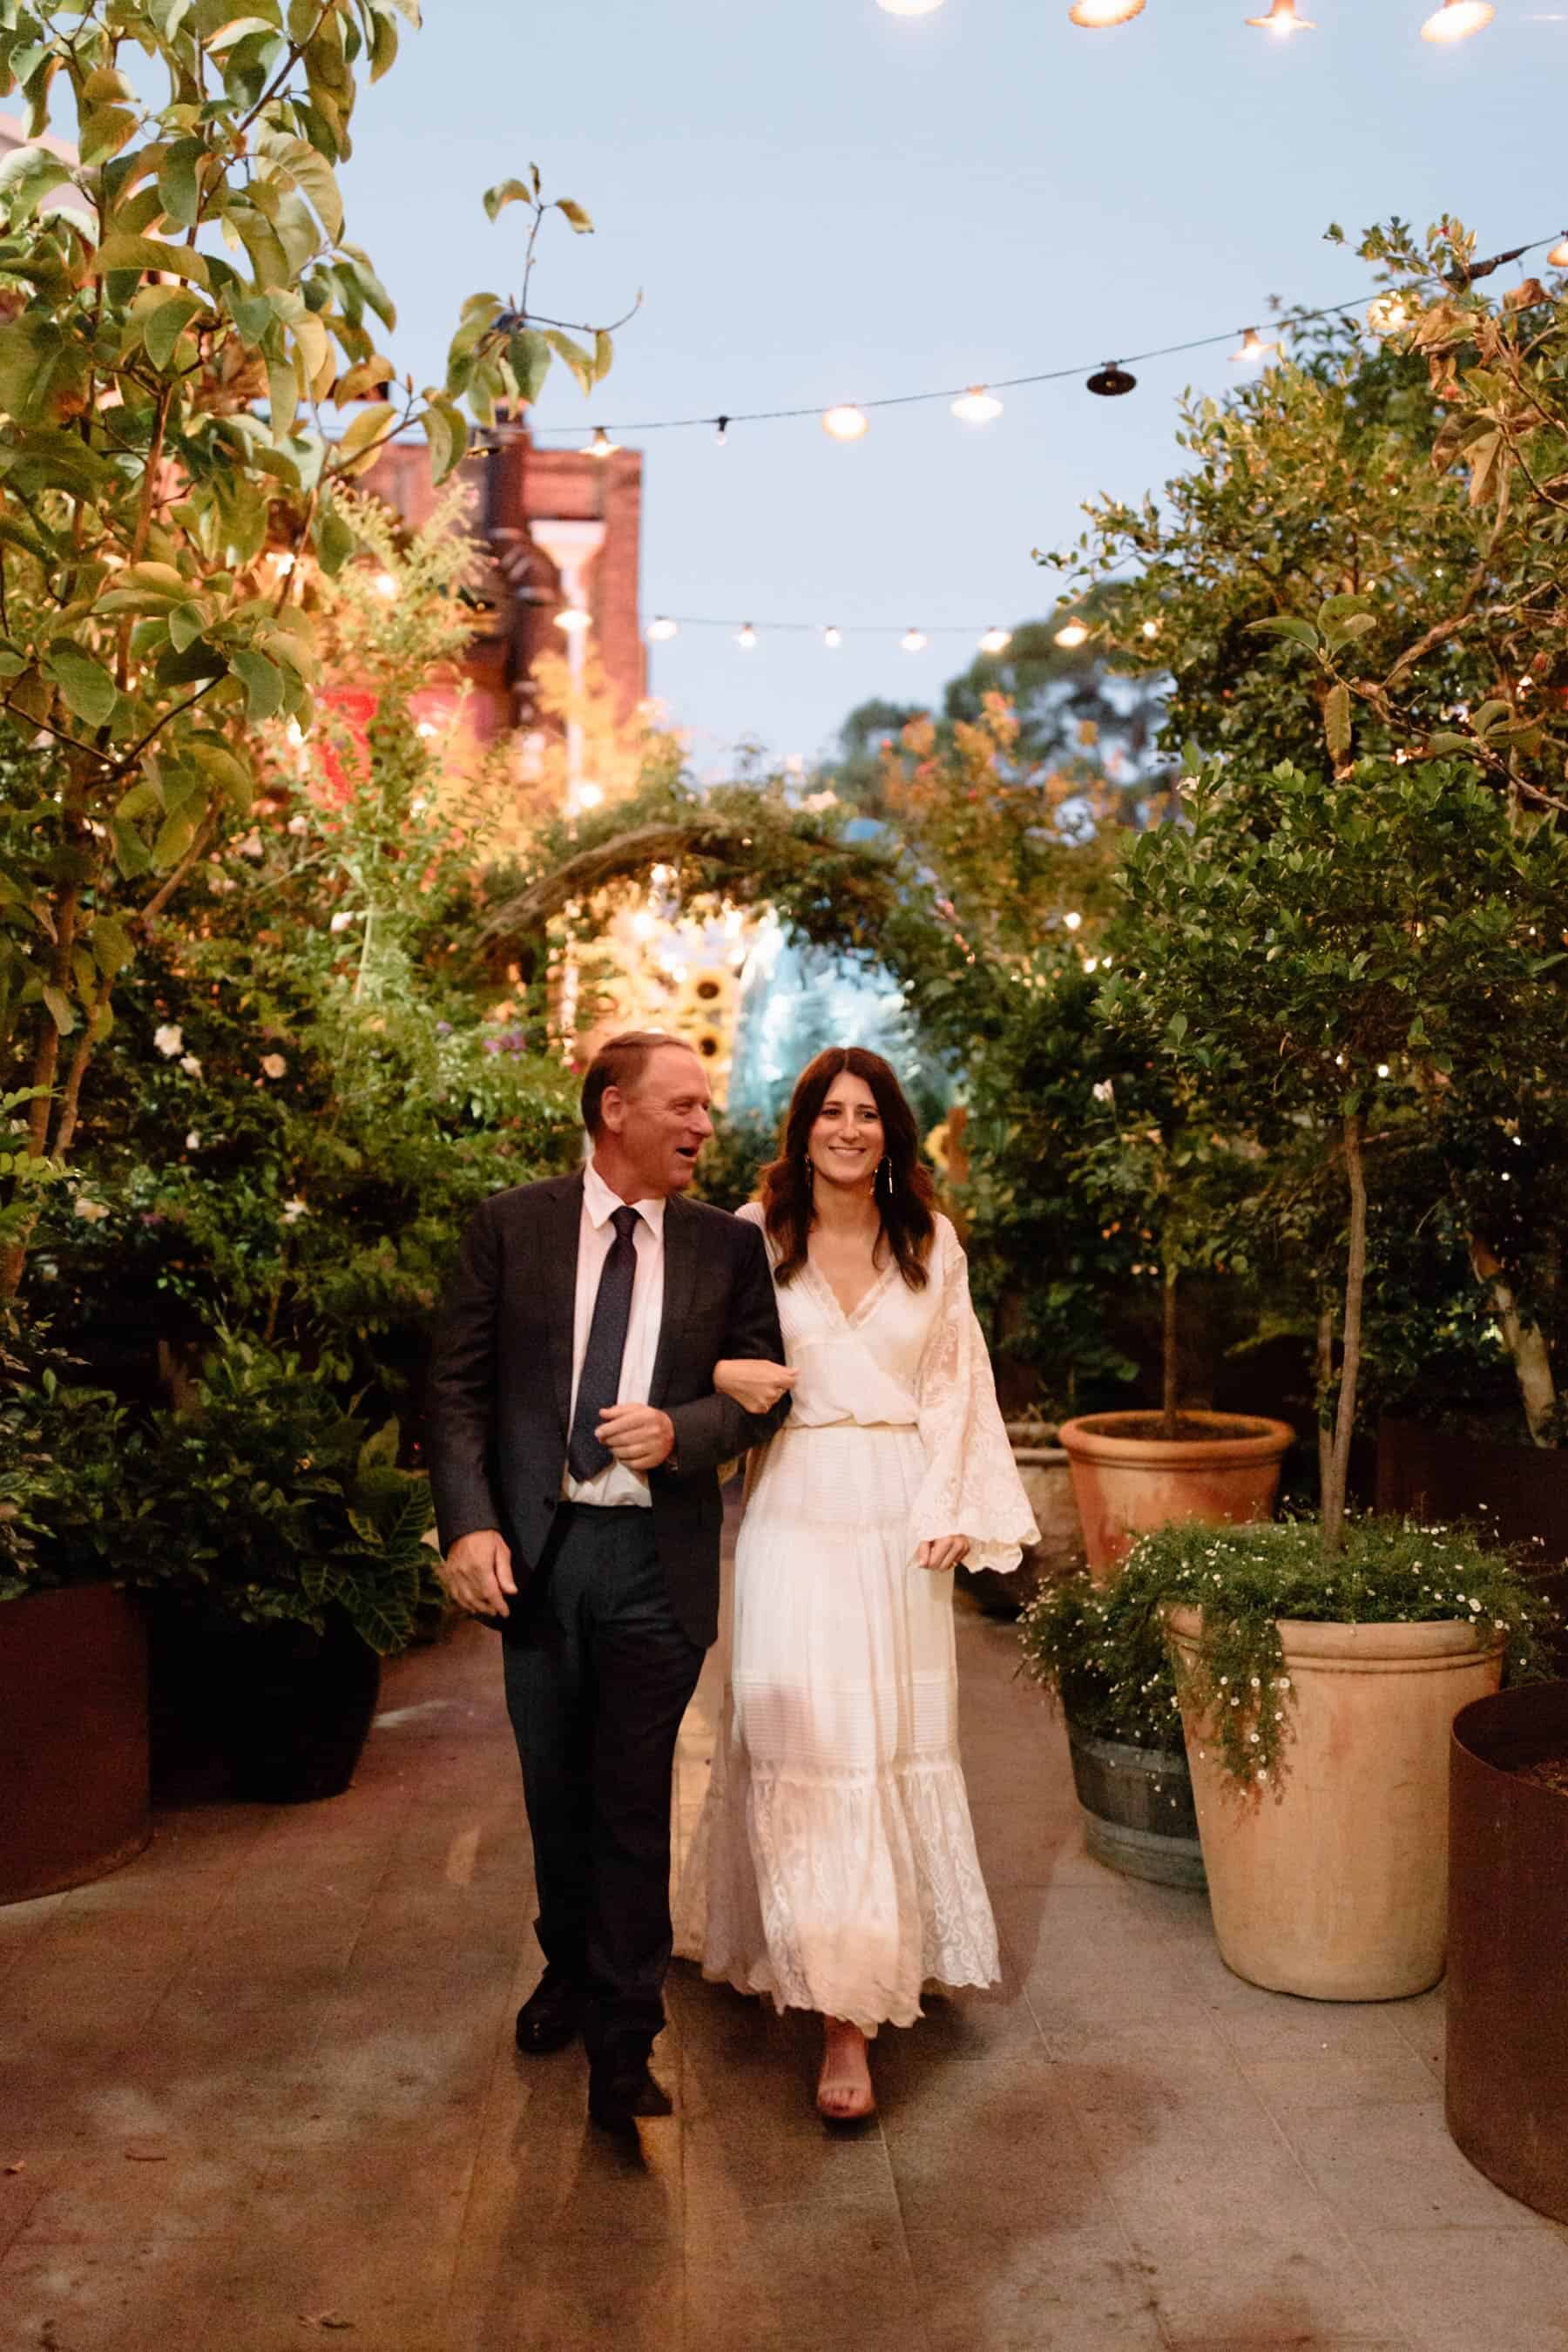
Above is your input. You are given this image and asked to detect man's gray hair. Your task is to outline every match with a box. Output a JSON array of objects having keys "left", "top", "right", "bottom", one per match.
[{"left": 580, "top": 1031, "right": 689, "bottom": 1136}]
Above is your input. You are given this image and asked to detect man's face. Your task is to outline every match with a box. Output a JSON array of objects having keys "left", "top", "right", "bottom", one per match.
[{"left": 604, "top": 1046, "right": 713, "bottom": 1195}]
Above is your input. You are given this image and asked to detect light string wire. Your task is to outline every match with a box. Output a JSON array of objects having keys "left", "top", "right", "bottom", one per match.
[{"left": 500, "top": 231, "right": 1564, "bottom": 444}]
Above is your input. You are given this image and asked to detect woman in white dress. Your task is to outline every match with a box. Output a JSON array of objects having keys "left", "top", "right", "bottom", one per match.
[{"left": 674, "top": 1047, "right": 1038, "bottom": 2121}]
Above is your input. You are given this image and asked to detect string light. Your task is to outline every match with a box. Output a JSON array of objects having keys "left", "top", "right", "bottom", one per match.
[
  {"left": 736, "top": 623, "right": 759, "bottom": 650},
  {"left": 588, "top": 426, "right": 619, "bottom": 459},
  {"left": 1055, "top": 618, "right": 1090, "bottom": 648},
  {"left": 576, "top": 781, "right": 605, "bottom": 809},
  {"left": 714, "top": 416, "right": 730, "bottom": 445},
  {"left": 1230, "top": 327, "right": 1277, "bottom": 366},
  {"left": 372, "top": 571, "right": 398, "bottom": 599},
  {"left": 1420, "top": 0, "right": 1494, "bottom": 36},
  {"left": 979, "top": 627, "right": 1012, "bottom": 654},
  {"left": 1366, "top": 294, "right": 1412, "bottom": 335},
  {"left": 1068, "top": 0, "right": 1146, "bottom": 23},
  {"left": 951, "top": 385, "right": 1004, "bottom": 424},
  {"left": 555, "top": 606, "right": 591, "bottom": 634},
  {"left": 1087, "top": 363, "right": 1137, "bottom": 397},
  {"left": 1548, "top": 236, "right": 1568, "bottom": 267},
  {"left": 1247, "top": 0, "right": 1315, "bottom": 30},
  {"left": 877, "top": 0, "right": 944, "bottom": 12},
  {"left": 1064, "top": 911, "right": 1084, "bottom": 931},
  {"left": 1141, "top": 618, "right": 1161, "bottom": 639},
  {"left": 901, "top": 628, "right": 929, "bottom": 652},
  {"left": 823, "top": 625, "right": 843, "bottom": 649},
  {"left": 645, "top": 616, "right": 679, "bottom": 642},
  {"left": 822, "top": 403, "right": 869, "bottom": 442}
]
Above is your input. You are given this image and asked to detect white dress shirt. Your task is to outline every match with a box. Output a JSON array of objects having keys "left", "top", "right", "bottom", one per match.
[{"left": 563, "top": 1158, "right": 667, "bottom": 1508}]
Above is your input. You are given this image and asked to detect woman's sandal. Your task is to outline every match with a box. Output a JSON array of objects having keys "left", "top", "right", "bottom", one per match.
[{"left": 816, "top": 2030, "right": 876, "bottom": 2124}]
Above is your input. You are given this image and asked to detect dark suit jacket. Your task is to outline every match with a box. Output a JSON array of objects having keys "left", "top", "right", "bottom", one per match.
[{"left": 424, "top": 1171, "right": 790, "bottom": 1647}]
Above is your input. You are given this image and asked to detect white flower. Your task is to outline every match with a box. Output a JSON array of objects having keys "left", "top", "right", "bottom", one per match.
[
  {"left": 74, "top": 1196, "right": 110, "bottom": 1222},
  {"left": 281, "top": 1197, "right": 308, "bottom": 1221},
  {"left": 800, "top": 788, "right": 839, "bottom": 814},
  {"left": 185, "top": 1131, "right": 201, "bottom": 1151},
  {"left": 153, "top": 1024, "right": 184, "bottom": 1058},
  {"left": 329, "top": 910, "right": 355, "bottom": 933},
  {"left": 179, "top": 1053, "right": 202, "bottom": 1078},
  {"left": 287, "top": 814, "right": 310, "bottom": 835},
  {"left": 238, "top": 829, "right": 265, "bottom": 859},
  {"left": 1092, "top": 1078, "right": 1115, "bottom": 1105},
  {"left": 260, "top": 1053, "right": 287, "bottom": 1080}
]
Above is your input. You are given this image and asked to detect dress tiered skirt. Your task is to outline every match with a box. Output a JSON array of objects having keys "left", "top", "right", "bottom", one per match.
[{"left": 674, "top": 1420, "right": 1001, "bottom": 2034}]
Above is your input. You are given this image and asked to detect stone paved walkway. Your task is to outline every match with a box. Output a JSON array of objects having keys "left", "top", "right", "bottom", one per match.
[{"left": 3, "top": 1566, "right": 1568, "bottom": 2352}]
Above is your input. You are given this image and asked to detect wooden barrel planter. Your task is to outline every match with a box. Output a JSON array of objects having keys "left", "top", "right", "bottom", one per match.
[
  {"left": 0, "top": 1585, "right": 151, "bottom": 1905},
  {"left": 1065, "top": 1721, "right": 1206, "bottom": 1889},
  {"left": 1447, "top": 1680, "right": 1568, "bottom": 2225}
]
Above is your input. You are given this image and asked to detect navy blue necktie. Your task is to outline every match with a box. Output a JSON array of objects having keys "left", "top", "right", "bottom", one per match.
[{"left": 568, "top": 1205, "right": 641, "bottom": 1481}]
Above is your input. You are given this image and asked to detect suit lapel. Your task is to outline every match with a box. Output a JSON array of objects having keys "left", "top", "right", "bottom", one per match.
[
  {"left": 542, "top": 1171, "right": 585, "bottom": 1436},
  {"left": 650, "top": 1194, "right": 700, "bottom": 1407}
]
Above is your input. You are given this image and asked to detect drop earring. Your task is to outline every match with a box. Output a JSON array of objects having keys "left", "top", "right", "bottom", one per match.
[{"left": 876, "top": 1156, "right": 892, "bottom": 1199}]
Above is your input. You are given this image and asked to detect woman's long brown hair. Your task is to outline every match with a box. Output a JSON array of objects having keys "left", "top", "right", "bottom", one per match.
[{"left": 761, "top": 1046, "right": 936, "bottom": 1290}]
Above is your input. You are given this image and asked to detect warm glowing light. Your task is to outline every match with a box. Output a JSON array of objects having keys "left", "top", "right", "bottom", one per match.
[
  {"left": 877, "top": 0, "right": 944, "bottom": 12},
  {"left": 1064, "top": 910, "right": 1084, "bottom": 931},
  {"left": 951, "top": 385, "right": 1004, "bottom": 425},
  {"left": 588, "top": 426, "right": 619, "bottom": 459},
  {"left": 1141, "top": 618, "right": 1161, "bottom": 639},
  {"left": 645, "top": 616, "right": 679, "bottom": 642},
  {"left": 1366, "top": 294, "right": 1411, "bottom": 336},
  {"left": 822, "top": 625, "right": 842, "bottom": 649},
  {"left": 901, "top": 628, "right": 929, "bottom": 652},
  {"left": 822, "top": 403, "right": 869, "bottom": 442},
  {"left": 979, "top": 627, "right": 1012, "bottom": 654},
  {"left": 1068, "top": 0, "right": 1146, "bottom": 23},
  {"left": 1246, "top": 0, "right": 1315, "bottom": 30},
  {"left": 1377, "top": 1064, "right": 1391, "bottom": 1078},
  {"left": 736, "top": 623, "right": 759, "bottom": 650},
  {"left": 416, "top": 720, "right": 438, "bottom": 740},
  {"left": 555, "top": 605, "right": 591, "bottom": 634},
  {"left": 1549, "top": 236, "right": 1568, "bottom": 268},
  {"left": 373, "top": 571, "right": 398, "bottom": 599},
  {"left": 1420, "top": 0, "right": 1494, "bottom": 37},
  {"left": 1230, "top": 327, "right": 1276, "bottom": 367},
  {"left": 1054, "top": 618, "right": 1090, "bottom": 648},
  {"left": 576, "top": 781, "right": 605, "bottom": 809}
]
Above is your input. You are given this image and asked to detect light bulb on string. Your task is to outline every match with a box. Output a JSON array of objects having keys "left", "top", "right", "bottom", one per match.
[
  {"left": 1230, "top": 327, "right": 1276, "bottom": 367},
  {"left": 1141, "top": 618, "right": 1161, "bottom": 640},
  {"left": 1246, "top": 0, "right": 1315, "bottom": 30},
  {"left": 1420, "top": 0, "right": 1494, "bottom": 37},
  {"left": 1054, "top": 618, "right": 1090, "bottom": 649},
  {"left": 951, "top": 385, "right": 1003, "bottom": 424},
  {"left": 645, "top": 617, "right": 679, "bottom": 643},
  {"left": 822, "top": 625, "right": 842, "bottom": 650},
  {"left": 822, "top": 403, "right": 869, "bottom": 442},
  {"left": 979, "top": 627, "right": 1012, "bottom": 654},
  {"left": 1068, "top": 0, "right": 1146, "bottom": 21},
  {"left": 587, "top": 426, "right": 619, "bottom": 459},
  {"left": 372, "top": 570, "right": 398, "bottom": 599},
  {"left": 901, "top": 628, "right": 929, "bottom": 652},
  {"left": 1548, "top": 236, "right": 1568, "bottom": 268},
  {"left": 1366, "top": 294, "right": 1412, "bottom": 336},
  {"left": 714, "top": 415, "right": 730, "bottom": 446},
  {"left": 555, "top": 605, "right": 591, "bottom": 635},
  {"left": 1086, "top": 362, "right": 1137, "bottom": 397},
  {"left": 877, "top": 0, "right": 944, "bottom": 12},
  {"left": 736, "top": 623, "right": 759, "bottom": 651}
]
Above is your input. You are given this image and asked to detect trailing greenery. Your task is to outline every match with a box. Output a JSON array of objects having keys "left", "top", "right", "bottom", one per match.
[
  {"left": 1113, "top": 1516, "right": 1555, "bottom": 1790},
  {"left": 1017, "top": 1567, "right": 1182, "bottom": 1754},
  {"left": 0, "top": 1352, "right": 145, "bottom": 1599}
]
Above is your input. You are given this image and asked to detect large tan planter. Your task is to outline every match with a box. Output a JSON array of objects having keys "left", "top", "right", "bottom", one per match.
[
  {"left": 1058, "top": 1410, "right": 1294, "bottom": 1579},
  {"left": 1168, "top": 1607, "right": 1504, "bottom": 2001}
]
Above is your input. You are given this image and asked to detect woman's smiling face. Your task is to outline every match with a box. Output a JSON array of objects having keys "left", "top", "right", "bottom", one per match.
[{"left": 808, "top": 1072, "right": 884, "bottom": 1189}]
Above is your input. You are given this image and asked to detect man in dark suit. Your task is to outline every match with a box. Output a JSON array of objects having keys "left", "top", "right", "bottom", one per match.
[{"left": 425, "top": 1031, "right": 790, "bottom": 2132}]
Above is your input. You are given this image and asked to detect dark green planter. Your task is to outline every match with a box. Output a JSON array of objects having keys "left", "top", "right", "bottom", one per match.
[{"left": 221, "top": 1607, "right": 382, "bottom": 1803}]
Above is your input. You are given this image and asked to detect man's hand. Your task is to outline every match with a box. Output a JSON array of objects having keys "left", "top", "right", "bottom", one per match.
[
  {"left": 713, "top": 1357, "right": 798, "bottom": 1415},
  {"left": 597, "top": 1402, "right": 676, "bottom": 1471},
  {"left": 916, "top": 1536, "right": 970, "bottom": 1575},
  {"left": 441, "top": 1529, "right": 518, "bottom": 1619}
]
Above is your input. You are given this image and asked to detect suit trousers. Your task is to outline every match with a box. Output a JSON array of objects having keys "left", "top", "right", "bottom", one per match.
[{"left": 501, "top": 1503, "right": 705, "bottom": 2060}]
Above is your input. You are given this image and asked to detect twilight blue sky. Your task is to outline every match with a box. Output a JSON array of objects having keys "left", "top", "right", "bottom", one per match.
[{"left": 336, "top": 0, "right": 1565, "bottom": 774}]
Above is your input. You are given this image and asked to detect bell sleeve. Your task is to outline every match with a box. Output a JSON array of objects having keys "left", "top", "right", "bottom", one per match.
[{"left": 909, "top": 1218, "right": 1040, "bottom": 1576}]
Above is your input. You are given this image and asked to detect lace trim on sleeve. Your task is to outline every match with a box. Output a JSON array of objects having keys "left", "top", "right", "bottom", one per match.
[{"left": 910, "top": 1220, "right": 1040, "bottom": 1575}]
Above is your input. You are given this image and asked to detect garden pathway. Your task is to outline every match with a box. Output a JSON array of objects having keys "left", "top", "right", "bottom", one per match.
[{"left": 3, "top": 1531, "right": 1568, "bottom": 2352}]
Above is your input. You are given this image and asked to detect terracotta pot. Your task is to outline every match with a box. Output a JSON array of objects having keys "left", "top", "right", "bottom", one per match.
[
  {"left": 1446, "top": 1680, "right": 1568, "bottom": 2224},
  {"left": 1058, "top": 1410, "right": 1295, "bottom": 1579},
  {"left": 0, "top": 1585, "right": 151, "bottom": 1906},
  {"left": 1168, "top": 1606, "right": 1504, "bottom": 2000}
]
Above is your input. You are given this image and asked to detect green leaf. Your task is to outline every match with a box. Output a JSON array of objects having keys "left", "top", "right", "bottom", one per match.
[
  {"left": 45, "top": 642, "right": 118, "bottom": 727},
  {"left": 1324, "top": 683, "right": 1352, "bottom": 763},
  {"left": 152, "top": 809, "right": 199, "bottom": 870},
  {"left": 257, "top": 131, "right": 343, "bottom": 242},
  {"left": 0, "top": 142, "right": 71, "bottom": 223},
  {"left": 79, "top": 106, "right": 138, "bottom": 167},
  {"left": 91, "top": 234, "right": 210, "bottom": 288},
  {"left": 544, "top": 329, "right": 593, "bottom": 396},
  {"left": 230, "top": 646, "right": 282, "bottom": 721},
  {"left": 167, "top": 600, "right": 211, "bottom": 655},
  {"left": 157, "top": 138, "right": 205, "bottom": 229},
  {"left": 332, "top": 401, "right": 395, "bottom": 476},
  {"left": 593, "top": 328, "right": 613, "bottom": 385},
  {"left": 312, "top": 498, "right": 355, "bottom": 575},
  {"left": 89, "top": 914, "right": 135, "bottom": 977},
  {"left": 140, "top": 287, "right": 208, "bottom": 372},
  {"left": 422, "top": 395, "right": 468, "bottom": 485},
  {"left": 0, "top": 316, "right": 67, "bottom": 422},
  {"left": 555, "top": 199, "right": 593, "bottom": 234},
  {"left": 1470, "top": 700, "right": 1512, "bottom": 737},
  {"left": 508, "top": 328, "right": 551, "bottom": 404},
  {"left": 41, "top": 983, "right": 75, "bottom": 1036},
  {"left": 357, "top": 1416, "right": 400, "bottom": 1474},
  {"left": 482, "top": 177, "right": 534, "bottom": 223},
  {"left": 1247, "top": 616, "right": 1320, "bottom": 652}
]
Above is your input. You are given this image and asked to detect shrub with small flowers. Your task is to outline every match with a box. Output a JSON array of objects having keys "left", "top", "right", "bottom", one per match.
[
  {"left": 1017, "top": 1568, "right": 1181, "bottom": 1754},
  {"left": 1112, "top": 1517, "right": 1557, "bottom": 1789}
]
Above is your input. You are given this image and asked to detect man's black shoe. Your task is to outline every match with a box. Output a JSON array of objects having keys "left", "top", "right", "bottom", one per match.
[
  {"left": 587, "top": 2053, "right": 673, "bottom": 2132},
  {"left": 514, "top": 1970, "right": 585, "bottom": 2055}
]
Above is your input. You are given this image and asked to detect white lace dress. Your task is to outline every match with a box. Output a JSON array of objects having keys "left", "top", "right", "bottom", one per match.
[{"left": 673, "top": 1208, "right": 1040, "bottom": 2034}]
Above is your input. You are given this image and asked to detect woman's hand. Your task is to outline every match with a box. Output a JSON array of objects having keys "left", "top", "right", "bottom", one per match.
[
  {"left": 714, "top": 1357, "right": 798, "bottom": 1414},
  {"left": 916, "top": 1536, "right": 970, "bottom": 1575}
]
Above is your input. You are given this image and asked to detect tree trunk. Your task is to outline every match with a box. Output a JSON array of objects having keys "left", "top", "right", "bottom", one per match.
[
  {"left": 1161, "top": 1262, "right": 1179, "bottom": 1440},
  {"left": 1316, "top": 1301, "right": 1335, "bottom": 1504},
  {"left": 1468, "top": 1237, "right": 1558, "bottom": 1448},
  {"left": 1322, "top": 1112, "right": 1369, "bottom": 1557}
]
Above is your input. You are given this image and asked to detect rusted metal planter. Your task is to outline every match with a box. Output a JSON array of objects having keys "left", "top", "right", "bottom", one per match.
[
  {"left": 1446, "top": 1680, "right": 1568, "bottom": 2225},
  {"left": 0, "top": 1585, "right": 151, "bottom": 1906}
]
